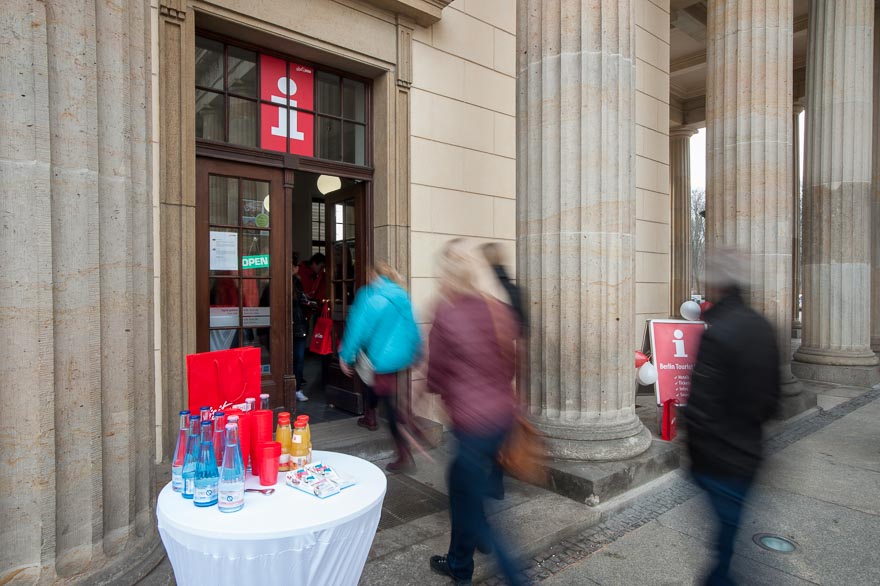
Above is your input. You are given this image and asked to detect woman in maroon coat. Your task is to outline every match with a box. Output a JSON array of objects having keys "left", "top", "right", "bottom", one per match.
[{"left": 427, "top": 239, "right": 522, "bottom": 586}]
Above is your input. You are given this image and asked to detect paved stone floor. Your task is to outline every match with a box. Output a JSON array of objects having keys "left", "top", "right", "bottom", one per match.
[
  {"left": 484, "top": 384, "right": 880, "bottom": 585},
  {"left": 141, "top": 379, "right": 878, "bottom": 586}
]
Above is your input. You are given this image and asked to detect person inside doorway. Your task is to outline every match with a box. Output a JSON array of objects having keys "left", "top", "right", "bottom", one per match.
[
  {"left": 299, "top": 252, "right": 327, "bottom": 302},
  {"left": 292, "top": 254, "right": 317, "bottom": 402}
]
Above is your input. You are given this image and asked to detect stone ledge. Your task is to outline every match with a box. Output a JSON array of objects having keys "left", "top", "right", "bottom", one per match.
[
  {"left": 792, "top": 361, "right": 880, "bottom": 388},
  {"left": 545, "top": 439, "right": 680, "bottom": 506}
]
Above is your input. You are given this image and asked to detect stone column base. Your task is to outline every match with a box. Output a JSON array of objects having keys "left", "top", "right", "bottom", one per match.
[
  {"left": 793, "top": 345, "right": 879, "bottom": 367},
  {"left": 546, "top": 439, "right": 679, "bottom": 506},
  {"left": 536, "top": 418, "right": 652, "bottom": 462},
  {"left": 791, "top": 320, "right": 802, "bottom": 339},
  {"left": 791, "top": 360, "right": 880, "bottom": 388},
  {"left": 777, "top": 387, "right": 818, "bottom": 420}
]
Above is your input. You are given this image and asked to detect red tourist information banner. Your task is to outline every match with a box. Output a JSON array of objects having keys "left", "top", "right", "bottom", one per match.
[
  {"left": 648, "top": 319, "right": 707, "bottom": 406},
  {"left": 259, "top": 54, "right": 314, "bottom": 156}
]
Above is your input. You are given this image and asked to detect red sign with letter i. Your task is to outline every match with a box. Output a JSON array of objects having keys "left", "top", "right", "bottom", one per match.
[{"left": 259, "top": 54, "right": 314, "bottom": 156}]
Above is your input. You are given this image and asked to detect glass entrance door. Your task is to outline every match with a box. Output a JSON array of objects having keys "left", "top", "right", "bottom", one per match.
[
  {"left": 196, "top": 158, "right": 286, "bottom": 402},
  {"left": 323, "top": 183, "right": 366, "bottom": 414}
]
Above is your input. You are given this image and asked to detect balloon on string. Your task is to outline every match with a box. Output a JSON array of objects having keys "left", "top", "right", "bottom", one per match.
[
  {"left": 635, "top": 350, "right": 649, "bottom": 369},
  {"left": 637, "top": 361, "right": 658, "bottom": 385},
  {"left": 680, "top": 300, "right": 701, "bottom": 321},
  {"left": 699, "top": 301, "right": 713, "bottom": 317}
]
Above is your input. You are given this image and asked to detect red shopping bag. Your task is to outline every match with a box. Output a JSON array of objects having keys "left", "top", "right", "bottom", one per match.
[
  {"left": 185, "top": 347, "right": 262, "bottom": 414},
  {"left": 309, "top": 303, "right": 334, "bottom": 355}
]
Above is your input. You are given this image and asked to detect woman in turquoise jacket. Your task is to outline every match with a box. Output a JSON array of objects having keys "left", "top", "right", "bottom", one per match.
[{"left": 339, "top": 262, "right": 422, "bottom": 471}]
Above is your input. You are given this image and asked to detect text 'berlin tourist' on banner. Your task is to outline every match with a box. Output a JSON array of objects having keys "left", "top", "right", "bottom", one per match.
[
  {"left": 648, "top": 319, "right": 707, "bottom": 406},
  {"left": 260, "top": 54, "right": 314, "bottom": 156}
]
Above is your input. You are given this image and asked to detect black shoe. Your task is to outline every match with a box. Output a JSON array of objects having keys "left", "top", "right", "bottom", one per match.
[{"left": 429, "top": 555, "right": 472, "bottom": 586}]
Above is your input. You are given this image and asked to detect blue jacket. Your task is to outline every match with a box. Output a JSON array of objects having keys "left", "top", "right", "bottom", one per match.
[{"left": 339, "top": 277, "right": 422, "bottom": 374}]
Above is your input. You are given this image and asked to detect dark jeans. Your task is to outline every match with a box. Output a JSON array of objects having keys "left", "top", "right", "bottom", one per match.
[
  {"left": 692, "top": 471, "right": 755, "bottom": 586},
  {"left": 292, "top": 336, "right": 307, "bottom": 390},
  {"left": 447, "top": 429, "right": 522, "bottom": 586},
  {"left": 364, "top": 381, "right": 401, "bottom": 442}
]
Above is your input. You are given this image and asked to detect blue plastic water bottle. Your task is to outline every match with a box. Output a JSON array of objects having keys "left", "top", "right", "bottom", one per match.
[
  {"left": 181, "top": 415, "right": 200, "bottom": 499},
  {"left": 194, "top": 421, "right": 219, "bottom": 507},
  {"left": 218, "top": 421, "right": 245, "bottom": 513}
]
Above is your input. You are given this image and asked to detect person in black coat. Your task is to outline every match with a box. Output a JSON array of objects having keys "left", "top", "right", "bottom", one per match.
[
  {"left": 291, "top": 255, "right": 317, "bottom": 402},
  {"left": 684, "top": 248, "right": 781, "bottom": 586}
]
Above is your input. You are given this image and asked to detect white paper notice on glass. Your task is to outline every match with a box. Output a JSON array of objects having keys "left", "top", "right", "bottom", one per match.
[{"left": 210, "top": 231, "right": 238, "bottom": 271}]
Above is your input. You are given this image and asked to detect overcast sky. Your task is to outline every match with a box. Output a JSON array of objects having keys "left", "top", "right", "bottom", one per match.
[{"left": 688, "top": 112, "right": 804, "bottom": 194}]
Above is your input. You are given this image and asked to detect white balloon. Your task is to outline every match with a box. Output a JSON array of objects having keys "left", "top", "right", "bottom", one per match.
[
  {"left": 637, "top": 361, "right": 658, "bottom": 385},
  {"left": 680, "top": 300, "right": 701, "bottom": 321}
]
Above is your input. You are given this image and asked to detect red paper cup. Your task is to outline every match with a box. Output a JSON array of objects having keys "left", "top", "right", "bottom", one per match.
[
  {"left": 258, "top": 441, "right": 282, "bottom": 486},
  {"left": 250, "top": 410, "right": 273, "bottom": 475}
]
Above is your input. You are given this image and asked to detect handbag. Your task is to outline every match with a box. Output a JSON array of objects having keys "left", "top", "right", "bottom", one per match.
[
  {"left": 309, "top": 303, "right": 334, "bottom": 355},
  {"left": 185, "top": 347, "right": 262, "bottom": 415},
  {"left": 354, "top": 351, "right": 375, "bottom": 386},
  {"left": 484, "top": 296, "right": 549, "bottom": 487}
]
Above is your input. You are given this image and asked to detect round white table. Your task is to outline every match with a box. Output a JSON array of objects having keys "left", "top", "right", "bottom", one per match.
[{"left": 157, "top": 450, "right": 387, "bottom": 586}]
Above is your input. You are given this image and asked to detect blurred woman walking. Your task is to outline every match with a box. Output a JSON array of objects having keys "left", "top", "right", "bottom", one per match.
[
  {"left": 339, "top": 262, "right": 423, "bottom": 472},
  {"left": 427, "top": 239, "right": 523, "bottom": 586}
]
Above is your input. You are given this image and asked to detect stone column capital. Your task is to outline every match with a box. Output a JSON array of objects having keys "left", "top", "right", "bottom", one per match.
[{"left": 669, "top": 126, "right": 698, "bottom": 140}]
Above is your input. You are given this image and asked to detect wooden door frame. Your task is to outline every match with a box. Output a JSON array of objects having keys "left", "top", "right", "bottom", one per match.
[{"left": 195, "top": 157, "right": 286, "bottom": 403}]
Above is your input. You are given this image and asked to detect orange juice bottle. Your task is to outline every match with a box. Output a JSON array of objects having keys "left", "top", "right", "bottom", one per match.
[
  {"left": 275, "top": 412, "right": 292, "bottom": 472},
  {"left": 296, "top": 415, "right": 312, "bottom": 462},
  {"left": 291, "top": 420, "right": 309, "bottom": 469}
]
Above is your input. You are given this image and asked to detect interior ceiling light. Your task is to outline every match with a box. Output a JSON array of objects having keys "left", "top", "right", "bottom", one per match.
[{"left": 317, "top": 175, "right": 342, "bottom": 195}]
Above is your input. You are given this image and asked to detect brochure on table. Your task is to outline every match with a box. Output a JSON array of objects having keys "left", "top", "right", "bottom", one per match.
[{"left": 285, "top": 461, "right": 357, "bottom": 499}]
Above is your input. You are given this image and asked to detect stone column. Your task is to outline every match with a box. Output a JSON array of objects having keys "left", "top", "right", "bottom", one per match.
[
  {"left": 792, "top": 100, "right": 804, "bottom": 338},
  {"left": 517, "top": 0, "right": 650, "bottom": 461},
  {"left": 706, "top": 0, "right": 806, "bottom": 404},
  {"left": 873, "top": 3, "right": 880, "bottom": 354},
  {"left": 793, "top": 0, "right": 880, "bottom": 383},
  {"left": 670, "top": 127, "right": 697, "bottom": 314},
  {"left": 0, "top": 1, "right": 158, "bottom": 582}
]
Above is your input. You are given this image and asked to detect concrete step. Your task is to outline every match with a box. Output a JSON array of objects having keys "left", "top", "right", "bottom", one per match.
[{"left": 315, "top": 416, "right": 444, "bottom": 463}]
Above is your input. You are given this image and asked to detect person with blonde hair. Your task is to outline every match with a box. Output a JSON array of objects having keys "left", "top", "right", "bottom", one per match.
[
  {"left": 427, "top": 239, "right": 523, "bottom": 586},
  {"left": 339, "top": 261, "right": 422, "bottom": 472}
]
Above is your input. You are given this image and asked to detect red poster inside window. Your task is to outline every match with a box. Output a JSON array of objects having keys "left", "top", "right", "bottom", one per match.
[
  {"left": 647, "top": 319, "right": 707, "bottom": 406},
  {"left": 259, "top": 54, "right": 314, "bottom": 156}
]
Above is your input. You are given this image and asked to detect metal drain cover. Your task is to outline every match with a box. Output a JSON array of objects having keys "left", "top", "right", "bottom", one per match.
[{"left": 753, "top": 533, "right": 798, "bottom": 553}]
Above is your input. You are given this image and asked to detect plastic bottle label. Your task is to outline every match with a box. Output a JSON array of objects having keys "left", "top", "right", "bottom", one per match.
[
  {"left": 172, "top": 469, "right": 183, "bottom": 492},
  {"left": 184, "top": 477, "right": 195, "bottom": 495},
  {"left": 194, "top": 484, "right": 218, "bottom": 504},
  {"left": 218, "top": 483, "right": 245, "bottom": 510},
  {"left": 292, "top": 435, "right": 303, "bottom": 444}
]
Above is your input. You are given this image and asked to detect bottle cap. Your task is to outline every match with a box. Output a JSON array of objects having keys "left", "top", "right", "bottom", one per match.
[
  {"left": 278, "top": 412, "right": 291, "bottom": 425},
  {"left": 189, "top": 414, "right": 200, "bottom": 421},
  {"left": 179, "top": 409, "right": 190, "bottom": 415},
  {"left": 225, "top": 423, "right": 237, "bottom": 431},
  {"left": 201, "top": 420, "right": 212, "bottom": 427},
  {"left": 260, "top": 393, "right": 270, "bottom": 399},
  {"left": 296, "top": 415, "right": 309, "bottom": 422},
  {"left": 294, "top": 420, "right": 307, "bottom": 429}
]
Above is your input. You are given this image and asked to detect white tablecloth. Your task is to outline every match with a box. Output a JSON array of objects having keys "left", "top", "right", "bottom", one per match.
[{"left": 157, "top": 451, "right": 387, "bottom": 586}]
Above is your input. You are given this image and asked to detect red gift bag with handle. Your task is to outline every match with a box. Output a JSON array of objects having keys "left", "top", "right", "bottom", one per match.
[
  {"left": 309, "top": 303, "right": 334, "bottom": 355},
  {"left": 185, "top": 347, "right": 262, "bottom": 415}
]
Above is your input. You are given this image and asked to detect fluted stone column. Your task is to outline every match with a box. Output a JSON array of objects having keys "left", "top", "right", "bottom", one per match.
[
  {"left": 793, "top": 0, "right": 880, "bottom": 380},
  {"left": 0, "top": 1, "right": 158, "bottom": 583},
  {"left": 517, "top": 0, "right": 651, "bottom": 461},
  {"left": 792, "top": 100, "right": 804, "bottom": 338},
  {"left": 670, "top": 127, "right": 697, "bottom": 314},
  {"left": 706, "top": 0, "right": 804, "bottom": 400},
  {"left": 872, "top": 2, "right": 880, "bottom": 354}
]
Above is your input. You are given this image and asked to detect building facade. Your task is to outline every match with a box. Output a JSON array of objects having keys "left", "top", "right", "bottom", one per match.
[{"left": 1, "top": 0, "right": 878, "bottom": 583}]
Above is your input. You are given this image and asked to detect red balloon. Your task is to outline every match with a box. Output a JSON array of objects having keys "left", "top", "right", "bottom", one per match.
[
  {"left": 699, "top": 301, "right": 713, "bottom": 317},
  {"left": 635, "top": 351, "right": 649, "bottom": 369}
]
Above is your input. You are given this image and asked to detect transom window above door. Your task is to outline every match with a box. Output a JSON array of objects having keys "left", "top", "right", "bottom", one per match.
[{"left": 195, "top": 35, "right": 369, "bottom": 166}]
